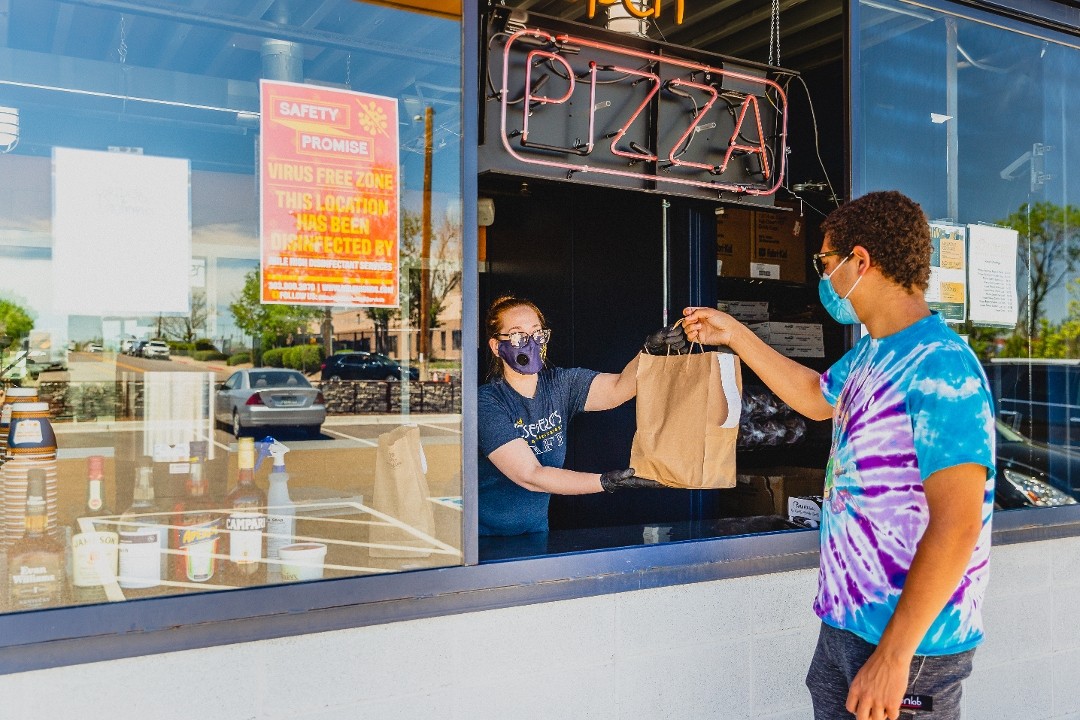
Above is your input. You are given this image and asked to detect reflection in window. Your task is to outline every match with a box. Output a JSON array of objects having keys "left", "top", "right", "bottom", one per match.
[
  {"left": 0, "top": 0, "right": 463, "bottom": 614},
  {"left": 856, "top": 0, "right": 1080, "bottom": 503}
]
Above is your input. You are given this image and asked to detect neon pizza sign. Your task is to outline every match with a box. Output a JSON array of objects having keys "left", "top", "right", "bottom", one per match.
[{"left": 481, "top": 9, "right": 790, "bottom": 202}]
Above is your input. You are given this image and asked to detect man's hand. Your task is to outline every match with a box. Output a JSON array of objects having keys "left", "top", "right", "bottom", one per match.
[
  {"left": 599, "top": 468, "right": 665, "bottom": 492},
  {"left": 846, "top": 648, "right": 911, "bottom": 720},
  {"left": 643, "top": 324, "right": 689, "bottom": 355},
  {"left": 681, "top": 307, "right": 741, "bottom": 347}
]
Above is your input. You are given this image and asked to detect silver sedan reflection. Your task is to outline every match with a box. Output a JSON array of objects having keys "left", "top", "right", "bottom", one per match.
[{"left": 214, "top": 368, "right": 326, "bottom": 438}]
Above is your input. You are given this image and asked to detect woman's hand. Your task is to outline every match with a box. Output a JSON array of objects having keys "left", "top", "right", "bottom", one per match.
[{"left": 681, "top": 307, "right": 741, "bottom": 347}]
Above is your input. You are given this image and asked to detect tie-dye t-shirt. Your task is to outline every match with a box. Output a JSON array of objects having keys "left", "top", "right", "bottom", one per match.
[{"left": 816, "top": 312, "right": 995, "bottom": 656}]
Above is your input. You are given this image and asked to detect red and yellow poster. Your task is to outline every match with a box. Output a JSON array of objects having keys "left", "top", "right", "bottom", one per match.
[{"left": 260, "top": 79, "right": 400, "bottom": 307}]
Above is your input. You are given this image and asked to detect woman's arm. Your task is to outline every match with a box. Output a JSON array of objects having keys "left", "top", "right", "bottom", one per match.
[
  {"left": 583, "top": 353, "right": 639, "bottom": 412},
  {"left": 487, "top": 438, "right": 604, "bottom": 494}
]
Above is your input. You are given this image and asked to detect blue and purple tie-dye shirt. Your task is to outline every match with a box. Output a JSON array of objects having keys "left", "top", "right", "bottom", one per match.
[{"left": 816, "top": 312, "right": 995, "bottom": 656}]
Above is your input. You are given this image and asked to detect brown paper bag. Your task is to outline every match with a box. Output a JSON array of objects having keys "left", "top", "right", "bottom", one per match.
[
  {"left": 629, "top": 350, "right": 742, "bottom": 489},
  {"left": 368, "top": 424, "right": 436, "bottom": 558}
]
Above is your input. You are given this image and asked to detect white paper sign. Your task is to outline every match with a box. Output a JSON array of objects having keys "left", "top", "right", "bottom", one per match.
[
  {"left": 968, "top": 224, "right": 1019, "bottom": 326},
  {"left": 52, "top": 148, "right": 191, "bottom": 315}
]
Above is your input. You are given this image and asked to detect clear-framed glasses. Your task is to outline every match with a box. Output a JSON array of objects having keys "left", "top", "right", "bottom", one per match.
[
  {"left": 495, "top": 328, "right": 551, "bottom": 348},
  {"left": 812, "top": 249, "right": 850, "bottom": 278}
]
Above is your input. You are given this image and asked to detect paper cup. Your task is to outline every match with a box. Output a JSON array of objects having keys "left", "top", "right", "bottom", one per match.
[{"left": 278, "top": 542, "right": 327, "bottom": 582}]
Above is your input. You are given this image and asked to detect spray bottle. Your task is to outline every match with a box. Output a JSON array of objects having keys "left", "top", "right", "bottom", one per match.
[{"left": 257, "top": 436, "right": 295, "bottom": 572}]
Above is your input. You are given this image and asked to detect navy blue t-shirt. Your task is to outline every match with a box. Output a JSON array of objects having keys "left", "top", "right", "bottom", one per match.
[{"left": 477, "top": 367, "right": 599, "bottom": 536}]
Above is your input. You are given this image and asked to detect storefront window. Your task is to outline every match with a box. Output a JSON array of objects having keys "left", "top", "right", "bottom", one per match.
[
  {"left": 854, "top": 0, "right": 1080, "bottom": 508},
  {"left": 0, "top": 0, "right": 464, "bottom": 613}
]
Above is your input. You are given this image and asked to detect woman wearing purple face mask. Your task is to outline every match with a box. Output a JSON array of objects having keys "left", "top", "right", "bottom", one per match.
[{"left": 478, "top": 295, "right": 673, "bottom": 536}]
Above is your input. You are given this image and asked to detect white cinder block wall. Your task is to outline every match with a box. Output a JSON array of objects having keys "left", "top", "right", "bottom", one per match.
[{"left": 2, "top": 536, "right": 1077, "bottom": 719}]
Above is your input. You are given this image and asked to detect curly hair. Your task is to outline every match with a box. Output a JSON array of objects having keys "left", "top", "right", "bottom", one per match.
[
  {"left": 484, "top": 295, "right": 548, "bottom": 380},
  {"left": 819, "top": 190, "right": 932, "bottom": 291}
]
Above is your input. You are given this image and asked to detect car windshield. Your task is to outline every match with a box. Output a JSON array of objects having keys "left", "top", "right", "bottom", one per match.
[{"left": 248, "top": 371, "right": 309, "bottom": 388}]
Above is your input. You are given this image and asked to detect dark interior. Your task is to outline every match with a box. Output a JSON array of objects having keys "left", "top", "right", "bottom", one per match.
[{"left": 478, "top": 1, "right": 848, "bottom": 546}]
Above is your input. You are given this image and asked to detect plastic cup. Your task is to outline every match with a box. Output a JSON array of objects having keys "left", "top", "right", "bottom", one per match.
[{"left": 278, "top": 542, "right": 327, "bottom": 581}]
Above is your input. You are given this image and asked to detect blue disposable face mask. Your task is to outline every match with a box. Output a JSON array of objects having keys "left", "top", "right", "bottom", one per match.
[
  {"left": 818, "top": 253, "right": 863, "bottom": 325},
  {"left": 498, "top": 338, "right": 545, "bottom": 375}
]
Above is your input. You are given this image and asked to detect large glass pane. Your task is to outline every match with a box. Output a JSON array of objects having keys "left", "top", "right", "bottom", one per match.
[
  {"left": 0, "top": 0, "right": 463, "bottom": 613},
  {"left": 855, "top": 0, "right": 1080, "bottom": 508}
]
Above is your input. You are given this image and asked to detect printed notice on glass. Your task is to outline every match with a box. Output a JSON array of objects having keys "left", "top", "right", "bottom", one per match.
[
  {"left": 260, "top": 80, "right": 400, "bottom": 307},
  {"left": 925, "top": 223, "right": 967, "bottom": 322},
  {"left": 968, "top": 224, "right": 1019, "bottom": 326}
]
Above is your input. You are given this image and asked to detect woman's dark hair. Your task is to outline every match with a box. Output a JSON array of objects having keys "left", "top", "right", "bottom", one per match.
[
  {"left": 484, "top": 295, "right": 547, "bottom": 380},
  {"left": 819, "top": 190, "right": 932, "bottom": 291}
]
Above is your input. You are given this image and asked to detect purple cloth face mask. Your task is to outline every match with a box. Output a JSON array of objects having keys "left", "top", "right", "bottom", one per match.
[{"left": 498, "top": 339, "right": 544, "bottom": 375}]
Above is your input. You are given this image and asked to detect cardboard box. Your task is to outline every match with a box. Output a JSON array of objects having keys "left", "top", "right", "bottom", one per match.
[
  {"left": 748, "top": 322, "right": 823, "bottom": 345},
  {"left": 753, "top": 201, "right": 806, "bottom": 283},
  {"left": 771, "top": 343, "right": 825, "bottom": 358},
  {"left": 729, "top": 466, "right": 825, "bottom": 518},
  {"left": 717, "top": 201, "right": 807, "bottom": 283},
  {"left": 788, "top": 495, "right": 824, "bottom": 528},
  {"left": 718, "top": 300, "right": 769, "bottom": 322},
  {"left": 716, "top": 207, "right": 753, "bottom": 278}
]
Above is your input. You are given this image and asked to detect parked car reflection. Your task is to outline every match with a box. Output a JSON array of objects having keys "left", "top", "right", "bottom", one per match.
[
  {"left": 995, "top": 420, "right": 1079, "bottom": 509},
  {"left": 320, "top": 351, "right": 420, "bottom": 382},
  {"left": 215, "top": 368, "right": 326, "bottom": 438}
]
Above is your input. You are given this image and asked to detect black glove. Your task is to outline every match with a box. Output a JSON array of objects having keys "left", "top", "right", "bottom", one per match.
[
  {"left": 643, "top": 324, "right": 689, "bottom": 355},
  {"left": 599, "top": 468, "right": 666, "bottom": 492}
]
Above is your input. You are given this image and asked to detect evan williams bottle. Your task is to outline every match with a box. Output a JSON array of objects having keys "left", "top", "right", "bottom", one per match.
[
  {"left": 223, "top": 437, "right": 267, "bottom": 586},
  {"left": 8, "top": 470, "right": 65, "bottom": 609}
]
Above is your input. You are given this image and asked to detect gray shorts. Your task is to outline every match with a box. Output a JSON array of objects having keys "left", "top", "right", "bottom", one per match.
[{"left": 806, "top": 622, "right": 976, "bottom": 719}]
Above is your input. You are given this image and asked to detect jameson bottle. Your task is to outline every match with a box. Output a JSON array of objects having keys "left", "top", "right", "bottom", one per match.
[
  {"left": 172, "top": 445, "right": 221, "bottom": 583},
  {"left": 224, "top": 437, "right": 267, "bottom": 586},
  {"left": 117, "top": 459, "right": 167, "bottom": 592},
  {"left": 8, "top": 470, "right": 65, "bottom": 609},
  {"left": 70, "top": 455, "right": 119, "bottom": 602}
]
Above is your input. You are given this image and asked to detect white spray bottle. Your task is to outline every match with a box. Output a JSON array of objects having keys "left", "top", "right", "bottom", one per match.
[{"left": 261, "top": 437, "right": 295, "bottom": 568}]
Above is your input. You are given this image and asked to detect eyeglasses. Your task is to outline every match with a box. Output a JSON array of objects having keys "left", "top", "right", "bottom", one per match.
[
  {"left": 495, "top": 329, "right": 551, "bottom": 348},
  {"left": 812, "top": 249, "right": 851, "bottom": 278}
]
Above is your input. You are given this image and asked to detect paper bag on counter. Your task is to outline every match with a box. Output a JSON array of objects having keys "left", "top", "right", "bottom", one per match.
[
  {"left": 630, "top": 350, "right": 742, "bottom": 489},
  {"left": 369, "top": 425, "right": 435, "bottom": 558}
]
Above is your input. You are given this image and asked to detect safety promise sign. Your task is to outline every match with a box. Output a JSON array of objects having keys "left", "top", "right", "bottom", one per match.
[{"left": 259, "top": 79, "right": 400, "bottom": 307}]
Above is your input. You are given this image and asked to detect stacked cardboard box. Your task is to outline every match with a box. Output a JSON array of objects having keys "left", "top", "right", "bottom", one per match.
[
  {"left": 748, "top": 321, "right": 824, "bottom": 358},
  {"left": 717, "top": 300, "right": 769, "bottom": 323}
]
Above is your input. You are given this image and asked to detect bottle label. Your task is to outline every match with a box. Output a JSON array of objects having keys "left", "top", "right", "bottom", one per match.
[
  {"left": 12, "top": 419, "right": 43, "bottom": 445},
  {"left": 71, "top": 531, "right": 120, "bottom": 587},
  {"left": 9, "top": 559, "right": 63, "bottom": 608},
  {"left": 118, "top": 526, "right": 164, "bottom": 589},
  {"left": 227, "top": 512, "right": 266, "bottom": 564},
  {"left": 266, "top": 513, "right": 296, "bottom": 560},
  {"left": 179, "top": 522, "right": 220, "bottom": 582}
]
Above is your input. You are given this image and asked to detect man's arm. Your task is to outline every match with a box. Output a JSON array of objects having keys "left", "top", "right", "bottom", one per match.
[
  {"left": 682, "top": 307, "right": 833, "bottom": 421},
  {"left": 845, "top": 463, "right": 988, "bottom": 720}
]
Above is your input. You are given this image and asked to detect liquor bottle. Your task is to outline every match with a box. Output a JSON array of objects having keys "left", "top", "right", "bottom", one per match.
[
  {"left": 172, "top": 445, "right": 221, "bottom": 583},
  {"left": 117, "top": 459, "right": 166, "bottom": 592},
  {"left": 70, "top": 455, "right": 119, "bottom": 602},
  {"left": 224, "top": 437, "right": 267, "bottom": 586},
  {"left": 8, "top": 469, "right": 65, "bottom": 609}
]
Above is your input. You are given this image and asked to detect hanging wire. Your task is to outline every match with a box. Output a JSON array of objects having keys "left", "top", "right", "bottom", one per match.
[
  {"left": 118, "top": 16, "right": 128, "bottom": 65},
  {"left": 768, "top": 0, "right": 781, "bottom": 67},
  {"left": 118, "top": 16, "right": 130, "bottom": 112},
  {"left": 346, "top": 53, "right": 352, "bottom": 88}
]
